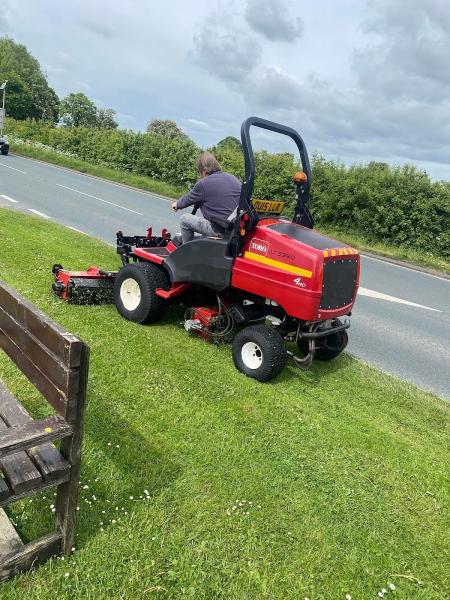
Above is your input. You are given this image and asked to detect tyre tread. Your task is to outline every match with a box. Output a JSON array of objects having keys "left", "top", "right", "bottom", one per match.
[
  {"left": 114, "top": 262, "right": 169, "bottom": 324},
  {"left": 232, "top": 324, "right": 287, "bottom": 382}
]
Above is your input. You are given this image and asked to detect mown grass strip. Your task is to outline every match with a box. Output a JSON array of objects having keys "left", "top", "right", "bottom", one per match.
[{"left": 0, "top": 209, "right": 448, "bottom": 600}]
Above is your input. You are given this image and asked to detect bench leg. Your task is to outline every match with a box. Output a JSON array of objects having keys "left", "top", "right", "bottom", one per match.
[{"left": 55, "top": 345, "right": 89, "bottom": 554}]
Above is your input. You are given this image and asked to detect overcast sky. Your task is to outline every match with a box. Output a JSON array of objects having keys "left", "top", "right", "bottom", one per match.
[{"left": 1, "top": 0, "right": 449, "bottom": 179}]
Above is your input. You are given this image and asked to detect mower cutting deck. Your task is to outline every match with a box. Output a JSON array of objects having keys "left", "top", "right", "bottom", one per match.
[
  {"left": 52, "top": 117, "right": 360, "bottom": 382},
  {"left": 52, "top": 265, "right": 116, "bottom": 304}
]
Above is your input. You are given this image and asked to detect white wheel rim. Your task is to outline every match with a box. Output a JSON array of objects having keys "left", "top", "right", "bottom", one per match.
[
  {"left": 241, "top": 341, "right": 263, "bottom": 370},
  {"left": 120, "top": 277, "right": 141, "bottom": 311}
]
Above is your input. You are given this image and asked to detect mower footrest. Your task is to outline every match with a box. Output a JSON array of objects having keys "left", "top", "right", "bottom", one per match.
[{"left": 156, "top": 283, "right": 190, "bottom": 299}]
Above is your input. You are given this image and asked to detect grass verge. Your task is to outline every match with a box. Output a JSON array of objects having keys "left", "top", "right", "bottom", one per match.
[
  {"left": 10, "top": 140, "right": 450, "bottom": 276},
  {"left": 0, "top": 208, "right": 449, "bottom": 600}
]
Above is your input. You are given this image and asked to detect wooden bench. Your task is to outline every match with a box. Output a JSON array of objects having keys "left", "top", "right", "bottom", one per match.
[{"left": 0, "top": 280, "right": 89, "bottom": 582}]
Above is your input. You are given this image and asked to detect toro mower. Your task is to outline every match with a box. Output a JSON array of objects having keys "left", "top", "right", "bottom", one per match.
[{"left": 52, "top": 117, "right": 360, "bottom": 382}]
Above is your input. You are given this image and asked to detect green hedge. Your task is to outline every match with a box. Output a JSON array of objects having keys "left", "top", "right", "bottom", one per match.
[
  {"left": 311, "top": 156, "right": 450, "bottom": 259},
  {"left": 5, "top": 118, "right": 450, "bottom": 259}
]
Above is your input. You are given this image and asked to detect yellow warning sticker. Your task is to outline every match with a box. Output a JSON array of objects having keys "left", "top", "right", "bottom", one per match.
[
  {"left": 252, "top": 199, "right": 285, "bottom": 214},
  {"left": 323, "top": 247, "right": 358, "bottom": 257}
]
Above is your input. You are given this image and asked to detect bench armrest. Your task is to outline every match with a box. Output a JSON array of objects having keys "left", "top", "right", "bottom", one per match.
[{"left": 0, "top": 416, "right": 72, "bottom": 459}]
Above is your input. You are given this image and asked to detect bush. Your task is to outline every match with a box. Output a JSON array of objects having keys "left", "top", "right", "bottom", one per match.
[{"left": 311, "top": 156, "right": 450, "bottom": 259}]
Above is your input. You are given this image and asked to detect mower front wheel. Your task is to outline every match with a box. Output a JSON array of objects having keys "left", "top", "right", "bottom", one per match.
[
  {"left": 114, "top": 262, "right": 169, "bottom": 324},
  {"left": 232, "top": 325, "right": 287, "bottom": 382}
]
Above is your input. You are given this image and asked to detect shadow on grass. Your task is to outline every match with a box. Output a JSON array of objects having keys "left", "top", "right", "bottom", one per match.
[
  {"left": 6, "top": 392, "right": 181, "bottom": 548},
  {"left": 71, "top": 395, "right": 181, "bottom": 543}
]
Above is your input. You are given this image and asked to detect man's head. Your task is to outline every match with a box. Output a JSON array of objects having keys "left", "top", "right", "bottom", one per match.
[{"left": 196, "top": 152, "right": 221, "bottom": 177}]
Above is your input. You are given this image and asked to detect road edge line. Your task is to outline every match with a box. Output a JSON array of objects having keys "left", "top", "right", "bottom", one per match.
[
  {"left": 9, "top": 152, "right": 175, "bottom": 202},
  {"left": 360, "top": 251, "right": 450, "bottom": 281}
]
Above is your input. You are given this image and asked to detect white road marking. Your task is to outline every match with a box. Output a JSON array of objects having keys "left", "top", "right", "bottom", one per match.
[
  {"left": 66, "top": 226, "right": 89, "bottom": 236},
  {"left": 28, "top": 208, "right": 50, "bottom": 219},
  {"left": 358, "top": 287, "right": 442, "bottom": 312},
  {"left": 0, "top": 194, "right": 18, "bottom": 203},
  {"left": 57, "top": 183, "right": 143, "bottom": 215},
  {"left": 362, "top": 254, "right": 450, "bottom": 282},
  {"left": 14, "top": 154, "right": 171, "bottom": 201},
  {"left": 0, "top": 163, "right": 27, "bottom": 174}
]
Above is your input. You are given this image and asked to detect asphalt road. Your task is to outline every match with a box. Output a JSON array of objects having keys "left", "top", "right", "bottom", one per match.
[{"left": 1, "top": 153, "right": 449, "bottom": 400}]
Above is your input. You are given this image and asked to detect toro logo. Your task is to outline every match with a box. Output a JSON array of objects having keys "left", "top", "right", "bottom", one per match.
[{"left": 250, "top": 238, "right": 269, "bottom": 255}]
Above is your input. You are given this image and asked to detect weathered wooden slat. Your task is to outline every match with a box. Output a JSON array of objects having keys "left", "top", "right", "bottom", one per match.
[
  {"left": 0, "top": 416, "right": 72, "bottom": 458},
  {"left": 0, "top": 281, "right": 82, "bottom": 367},
  {"left": 0, "top": 331, "right": 68, "bottom": 417},
  {"left": 0, "top": 509, "right": 23, "bottom": 558},
  {"left": 0, "top": 382, "right": 70, "bottom": 482},
  {"left": 0, "top": 470, "right": 70, "bottom": 510},
  {"left": 0, "top": 306, "right": 80, "bottom": 396},
  {"left": 0, "top": 475, "right": 10, "bottom": 502},
  {"left": 0, "top": 532, "right": 62, "bottom": 582},
  {"left": 0, "top": 416, "right": 42, "bottom": 495}
]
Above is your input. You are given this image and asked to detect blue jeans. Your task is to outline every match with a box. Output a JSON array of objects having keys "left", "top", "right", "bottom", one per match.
[{"left": 179, "top": 213, "right": 217, "bottom": 243}]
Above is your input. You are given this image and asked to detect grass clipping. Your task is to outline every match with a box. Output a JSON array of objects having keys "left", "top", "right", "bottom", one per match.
[{"left": 0, "top": 208, "right": 449, "bottom": 600}]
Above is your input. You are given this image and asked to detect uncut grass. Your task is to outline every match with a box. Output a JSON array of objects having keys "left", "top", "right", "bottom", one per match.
[{"left": 0, "top": 208, "right": 449, "bottom": 599}]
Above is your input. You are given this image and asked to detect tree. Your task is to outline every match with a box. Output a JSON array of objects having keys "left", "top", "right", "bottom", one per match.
[
  {"left": 60, "top": 93, "right": 98, "bottom": 127},
  {"left": 96, "top": 108, "right": 118, "bottom": 129},
  {"left": 146, "top": 119, "right": 187, "bottom": 138},
  {"left": 216, "top": 136, "right": 242, "bottom": 151},
  {"left": 0, "top": 74, "right": 34, "bottom": 121},
  {"left": 0, "top": 37, "right": 59, "bottom": 122}
]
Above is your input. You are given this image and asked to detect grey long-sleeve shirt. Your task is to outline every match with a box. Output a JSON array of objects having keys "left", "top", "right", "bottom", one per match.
[{"left": 176, "top": 171, "right": 241, "bottom": 228}]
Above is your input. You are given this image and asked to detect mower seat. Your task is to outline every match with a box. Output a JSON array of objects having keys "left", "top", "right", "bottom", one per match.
[
  {"left": 164, "top": 237, "right": 234, "bottom": 291},
  {"left": 209, "top": 206, "right": 238, "bottom": 239}
]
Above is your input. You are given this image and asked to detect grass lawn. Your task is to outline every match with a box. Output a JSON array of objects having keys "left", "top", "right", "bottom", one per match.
[{"left": 0, "top": 208, "right": 449, "bottom": 600}]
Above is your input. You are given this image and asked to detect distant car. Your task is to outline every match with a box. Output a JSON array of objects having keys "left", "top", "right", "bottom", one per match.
[{"left": 0, "top": 136, "right": 9, "bottom": 155}]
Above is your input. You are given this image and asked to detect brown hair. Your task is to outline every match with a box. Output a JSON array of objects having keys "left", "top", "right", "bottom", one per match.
[{"left": 196, "top": 152, "right": 221, "bottom": 175}]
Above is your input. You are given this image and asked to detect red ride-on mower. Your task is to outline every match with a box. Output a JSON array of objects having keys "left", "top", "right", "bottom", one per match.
[{"left": 110, "top": 117, "right": 360, "bottom": 381}]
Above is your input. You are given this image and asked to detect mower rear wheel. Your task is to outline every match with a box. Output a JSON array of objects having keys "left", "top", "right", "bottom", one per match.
[
  {"left": 232, "top": 325, "right": 287, "bottom": 382},
  {"left": 114, "top": 262, "right": 169, "bottom": 324}
]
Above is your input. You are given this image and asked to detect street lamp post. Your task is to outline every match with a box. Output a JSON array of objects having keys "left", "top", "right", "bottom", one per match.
[{"left": 0, "top": 81, "right": 8, "bottom": 137}]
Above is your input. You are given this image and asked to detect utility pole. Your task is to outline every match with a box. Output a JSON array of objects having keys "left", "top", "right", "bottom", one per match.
[{"left": 0, "top": 81, "right": 8, "bottom": 137}]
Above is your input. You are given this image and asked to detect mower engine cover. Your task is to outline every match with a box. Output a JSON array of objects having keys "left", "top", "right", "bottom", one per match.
[{"left": 52, "top": 264, "right": 116, "bottom": 304}]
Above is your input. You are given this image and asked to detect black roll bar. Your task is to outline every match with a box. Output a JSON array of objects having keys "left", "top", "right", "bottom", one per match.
[
  {"left": 228, "top": 117, "right": 314, "bottom": 258},
  {"left": 239, "top": 116, "right": 312, "bottom": 213}
]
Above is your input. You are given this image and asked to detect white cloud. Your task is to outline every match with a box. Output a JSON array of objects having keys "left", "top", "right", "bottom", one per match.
[
  {"left": 190, "top": 0, "right": 450, "bottom": 176},
  {"left": 245, "top": 0, "right": 303, "bottom": 42},
  {"left": 193, "top": 16, "right": 261, "bottom": 84},
  {"left": 186, "top": 118, "right": 210, "bottom": 129}
]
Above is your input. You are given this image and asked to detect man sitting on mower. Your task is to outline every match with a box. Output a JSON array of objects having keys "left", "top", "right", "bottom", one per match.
[{"left": 171, "top": 152, "right": 241, "bottom": 243}]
